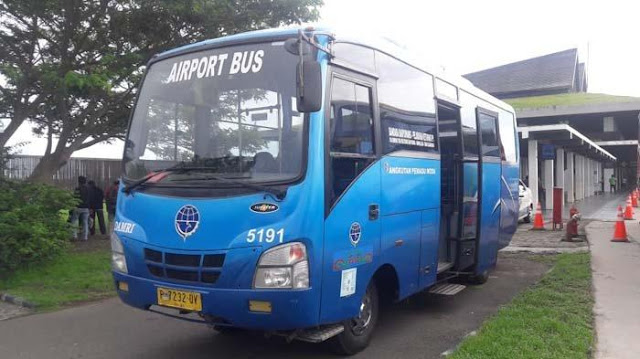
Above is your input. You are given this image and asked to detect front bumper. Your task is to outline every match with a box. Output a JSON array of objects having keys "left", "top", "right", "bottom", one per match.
[{"left": 112, "top": 271, "right": 320, "bottom": 330}]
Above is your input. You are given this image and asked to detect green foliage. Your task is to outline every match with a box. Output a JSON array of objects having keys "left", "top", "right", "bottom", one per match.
[
  {"left": 0, "top": 179, "right": 77, "bottom": 273},
  {"left": 451, "top": 253, "right": 594, "bottom": 359},
  {"left": 0, "top": 243, "right": 113, "bottom": 310},
  {"left": 0, "top": 0, "right": 323, "bottom": 182}
]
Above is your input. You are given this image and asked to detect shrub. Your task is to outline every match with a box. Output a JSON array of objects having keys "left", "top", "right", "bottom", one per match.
[{"left": 0, "top": 179, "right": 77, "bottom": 274}]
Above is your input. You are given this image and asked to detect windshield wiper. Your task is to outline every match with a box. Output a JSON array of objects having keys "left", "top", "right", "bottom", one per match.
[
  {"left": 170, "top": 175, "right": 287, "bottom": 200},
  {"left": 123, "top": 162, "right": 216, "bottom": 194}
]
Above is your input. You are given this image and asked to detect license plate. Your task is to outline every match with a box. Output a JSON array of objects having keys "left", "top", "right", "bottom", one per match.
[{"left": 157, "top": 287, "right": 202, "bottom": 311}]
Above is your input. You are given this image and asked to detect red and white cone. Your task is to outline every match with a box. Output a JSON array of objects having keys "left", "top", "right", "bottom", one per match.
[
  {"left": 532, "top": 202, "right": 545, "bottom": 230},
  {"left": 612, "top": 205, "right": 629, "bottom": 242}
]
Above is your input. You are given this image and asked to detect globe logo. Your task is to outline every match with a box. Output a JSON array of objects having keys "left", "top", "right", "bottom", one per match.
[
  {"left": 349, "top": 222, "right": 362, "bottom": 246},
  {"left": 175, "top": 205, "right": 200, "bottom": 241}
]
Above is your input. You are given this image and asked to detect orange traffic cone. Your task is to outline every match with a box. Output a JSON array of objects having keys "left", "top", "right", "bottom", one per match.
[
  {"left": 532, "top": 202, "right": 545, "bottom": 230},
  {"left": 633, "top": 191, "right": 639, "bottom": 208},
  {"left": 624, "top": 195, "right": 634, "bottom": 220},
  {"left": 612, "top": 205, "right": 629, "bottom": 242}
]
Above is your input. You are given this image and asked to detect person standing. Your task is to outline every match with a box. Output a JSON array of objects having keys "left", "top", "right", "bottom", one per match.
[
  {"left": 88, "top": 180, "right": 107, "bottom": 235},
  {"left": 71, "top": 176, "right": 90, "bottom": 241},
  {"left": 609, "top": 174, "right": 617, "bottom": 193},
  {"left": 106, "top": 180, "right": 120, "bottom": 233}
]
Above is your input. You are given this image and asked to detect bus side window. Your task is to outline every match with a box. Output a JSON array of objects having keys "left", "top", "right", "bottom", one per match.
[
  {"left": 376, "top": 52, "right": 437, "bottom": 154},
  {"left": 478, "top": 112, "right": 501, "bottom": 158},
  {"left": 328, "top": 77, "right": 375, "bottom": 206}
]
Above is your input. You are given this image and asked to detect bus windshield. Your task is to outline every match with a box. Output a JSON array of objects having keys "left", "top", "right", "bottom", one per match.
[{"left": 123, "top": 41, "right": 305, "bottom": 185}]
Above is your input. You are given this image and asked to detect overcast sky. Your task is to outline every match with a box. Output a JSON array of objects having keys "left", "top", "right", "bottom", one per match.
[{"left": 5, "top": 0, "right": 640, "bottom": 158}]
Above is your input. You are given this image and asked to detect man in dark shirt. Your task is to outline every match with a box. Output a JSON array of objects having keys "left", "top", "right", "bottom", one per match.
[
  {"left": 71, "top": 176, "right": 90, "bottom": 240},
  {"left": 105, "top": 180, "right": 120, "bottom": 234},
  {"left": 88, "top": 180, "right": 106, "bottom": 235}
]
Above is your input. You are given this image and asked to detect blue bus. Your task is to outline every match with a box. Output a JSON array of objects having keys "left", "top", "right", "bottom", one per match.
[{"left": 112, "top": 27, "right": 519, "bottom": 354}]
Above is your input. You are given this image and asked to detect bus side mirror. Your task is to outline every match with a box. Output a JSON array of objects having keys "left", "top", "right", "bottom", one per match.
[{"left": 296, "top": 60, "right": 322, "bottom": 113}]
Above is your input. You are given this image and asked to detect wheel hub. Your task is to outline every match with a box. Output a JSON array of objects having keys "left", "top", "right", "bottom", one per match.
[{"left": 350, "top": 288, "right": 373, "bottom": 336}]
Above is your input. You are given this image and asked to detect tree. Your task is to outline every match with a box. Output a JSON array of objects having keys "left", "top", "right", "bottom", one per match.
[{"left": 0, "top": 0, "right": 322, "bottom": 183}]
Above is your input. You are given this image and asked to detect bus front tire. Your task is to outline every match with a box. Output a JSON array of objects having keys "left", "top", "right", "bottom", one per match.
[{"left": 331, "top": 282, "right": 379, "bottom": 355}]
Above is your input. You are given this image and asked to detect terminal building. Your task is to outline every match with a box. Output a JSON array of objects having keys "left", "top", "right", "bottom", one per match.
[{"left": 464, "top": 49, "right": 640, "bottom": 210}]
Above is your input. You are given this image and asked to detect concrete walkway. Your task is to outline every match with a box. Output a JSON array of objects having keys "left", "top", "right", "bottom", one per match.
[
  {"left": 587, "top": 220, "right": 640, "bottom": 359},
  {"left": 540, "top": 192, "right": 627, "bottom": 221}
]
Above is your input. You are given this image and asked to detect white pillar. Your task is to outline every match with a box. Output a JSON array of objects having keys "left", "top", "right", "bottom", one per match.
[
  {"left": 566, "top": 151, "right": 575, "bottom": 203},
  {"left": 576, "top": 155, "right": 584, "bottom": 200},
  {"left": 543, "top": 159, "right": 554, "bottom": 210},
  {"left": 584, "top": 157, "right": 589, "bottom": 198},
  {"left": 556, "top": 148, "right": 565, "bottom": 204},
  {"left": 528, "top": 140, "right": 539, "bottom": 206}
]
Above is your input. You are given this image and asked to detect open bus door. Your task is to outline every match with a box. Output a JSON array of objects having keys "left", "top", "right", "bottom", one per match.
[{"left": 475, "top": 108, "right": 503, "bottom": 275}]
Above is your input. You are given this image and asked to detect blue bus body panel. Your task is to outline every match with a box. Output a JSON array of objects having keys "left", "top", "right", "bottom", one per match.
[
  {"left": 379, "top": 156, "right": 440, "bottom": 295},
  {"left": 320, "top": 162, "right": 381, "bottom": 324},
  {"left": 499, "top": 163, "right": 519, "bottom": 249},
  {"left": 476, "top": 162, "right": 502, "bottom": 273},
  {"left": 319, "top": 155, "right": 441, "bottom": 323}
]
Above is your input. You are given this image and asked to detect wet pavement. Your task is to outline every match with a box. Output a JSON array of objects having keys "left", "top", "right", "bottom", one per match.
[
  {"left": 0, "top": 253, "right": 550, "bottom": 359},
  {"left": 588, "top": 220, "right": 640, "bottom": 359},
  {"left": 0, "top": 301, "right": 31, "bottom": 322},
  {"left": 540, "top": 192, "right": 628, "bottom": 221}
]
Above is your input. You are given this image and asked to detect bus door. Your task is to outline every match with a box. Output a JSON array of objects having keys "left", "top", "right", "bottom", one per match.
[
  {"left": 320, "top": 70, "right": 381, "bottom": 323},
  {"left": 476, "top": 108, "right": 502, "bottom": 274}
]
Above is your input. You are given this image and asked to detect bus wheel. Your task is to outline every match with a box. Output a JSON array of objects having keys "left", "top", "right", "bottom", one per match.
[
  {"left": 331, "top": 282, "right": 379, "bottom": 355},
  {"left": 466, "top": 269, "right": 490, "bottom": 285}
]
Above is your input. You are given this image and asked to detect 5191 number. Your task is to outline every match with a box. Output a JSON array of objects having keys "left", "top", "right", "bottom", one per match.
[{"left": 246, "top": 228, "right": 284, "bottom": 243}]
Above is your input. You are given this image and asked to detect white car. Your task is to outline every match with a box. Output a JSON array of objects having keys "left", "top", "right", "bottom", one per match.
[{"left": 518, "top": 180, "right": 533, "bottom": 223}]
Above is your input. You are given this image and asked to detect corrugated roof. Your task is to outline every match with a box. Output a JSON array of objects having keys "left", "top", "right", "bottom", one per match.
[{"left": 463, "top": 49, "right": 579, "bottom": 96}]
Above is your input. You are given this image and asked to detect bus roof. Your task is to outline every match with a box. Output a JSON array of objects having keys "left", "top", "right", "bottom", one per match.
[{"left": 155, "top": 26, "right": 515, "bottom": 115}]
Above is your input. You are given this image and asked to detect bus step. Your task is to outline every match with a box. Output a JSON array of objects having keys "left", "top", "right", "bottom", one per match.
[
  {"left": 296, "top": 324, "right": 345, "bottom": 343},
  {"left": 429, "top": 283, "right": 466, "bottom": 296}
]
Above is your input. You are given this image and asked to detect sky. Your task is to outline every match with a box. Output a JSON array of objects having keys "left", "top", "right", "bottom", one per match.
[{"left": 4, "top": 0, "right": 640, "bottom": 158}]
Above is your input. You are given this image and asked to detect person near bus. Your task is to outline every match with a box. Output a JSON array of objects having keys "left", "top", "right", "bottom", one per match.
[
  {"left": 88, "top": 180, "right": 107, "bottom": 235},
  {"left": 609, "top": 174, "right": 617, "bottom": 193},
  {"left": 70, "top": 176, "right": 90, "bottom": 241},
  {"left": 106, "top": 180, "right": 119, "bottom": 233}
]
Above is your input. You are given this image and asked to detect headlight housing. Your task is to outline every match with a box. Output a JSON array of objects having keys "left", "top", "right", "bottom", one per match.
[
  {"left": 110, "top": 232, "right": 128, "bottom": 273},
  {"left": 253, "top": 242, "right": 309, "bottom": 289}
]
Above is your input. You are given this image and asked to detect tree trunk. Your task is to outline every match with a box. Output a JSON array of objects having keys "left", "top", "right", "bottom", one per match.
[
  {"left": 28, "top": 150, "right": 71, "bottom": 184},
  {"left": 0, "top": 116, "right": 26, "bottom": 149}
]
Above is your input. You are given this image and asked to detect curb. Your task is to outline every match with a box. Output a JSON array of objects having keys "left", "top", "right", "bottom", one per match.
[{"left": 0, "top": 292, "right": 36, "bottom": 309}]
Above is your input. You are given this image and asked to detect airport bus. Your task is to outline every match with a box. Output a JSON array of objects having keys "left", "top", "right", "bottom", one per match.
[{"left": 112, "top": 26, "right": 519, "bottom": 354}]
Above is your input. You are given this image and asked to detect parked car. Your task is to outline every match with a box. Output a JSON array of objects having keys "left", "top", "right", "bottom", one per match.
[{"left": 519, "top": 180, "right": 533, "bottom": 223}]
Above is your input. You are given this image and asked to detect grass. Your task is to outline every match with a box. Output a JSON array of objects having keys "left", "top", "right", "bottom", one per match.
[
  {"left": 0, "top": 241, "right": 115, "bottom": 310},
  {"left": 450, "top": 253, "right": 594, "bottom": 359},
  {"left": 505, "top": 92, "right": 640, "bottom": 110}
]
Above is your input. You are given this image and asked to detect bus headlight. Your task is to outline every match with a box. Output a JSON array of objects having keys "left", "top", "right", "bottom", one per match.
[
  {"left": 110, "top": 232, "right": 128, "bottom": 274},
  {"left": 253, "top": 242, "right": 309, "bottom": 289}
]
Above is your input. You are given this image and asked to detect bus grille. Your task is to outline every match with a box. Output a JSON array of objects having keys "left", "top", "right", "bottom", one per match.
[{"left": 143, "top": 248, "right": 225, "bottom": 285}]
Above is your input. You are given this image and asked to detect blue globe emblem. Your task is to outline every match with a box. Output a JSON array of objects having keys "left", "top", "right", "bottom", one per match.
[
  {"left": 175, "top": 205, "right": 200, "bottom": 240},
  {"left": 349, "top": 222, "right": 362, "bottom": 246}
]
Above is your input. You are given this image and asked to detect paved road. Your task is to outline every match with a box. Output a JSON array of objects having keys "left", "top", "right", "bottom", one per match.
[
  {"left": 0, "top": 253, "right": 548, "bottom": 359},
  {"left": 588, "top": 221, "right": 640, "bottom": 359}
]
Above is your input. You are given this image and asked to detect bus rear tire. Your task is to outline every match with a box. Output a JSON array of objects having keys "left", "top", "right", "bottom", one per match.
[
  {"left": 466, "top": 269, "right": 489, "bottom": 285},
  {"left": 331, "top": 282, "right": 379, "bottom": 355}
]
